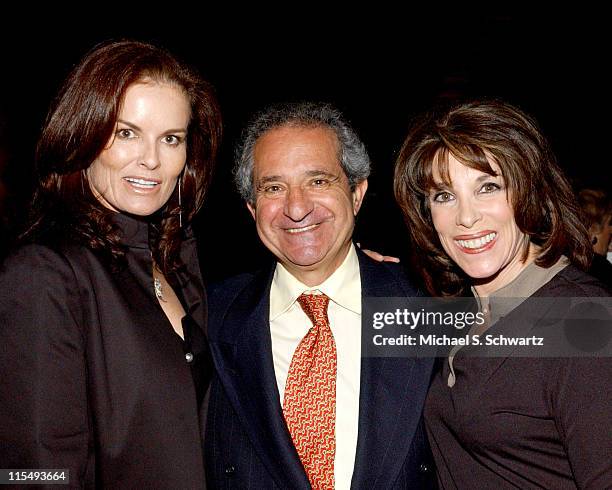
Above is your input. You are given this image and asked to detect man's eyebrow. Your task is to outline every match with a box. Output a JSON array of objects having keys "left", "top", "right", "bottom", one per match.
[
  {"left": 303, "top": 170, "right": 339, "bottom": 179},
  {"left": 255, "top": 170, "right": 340, "bottom": 185},
  {"left": 255, "top": 175, "right": 284, "bottom": 185}
]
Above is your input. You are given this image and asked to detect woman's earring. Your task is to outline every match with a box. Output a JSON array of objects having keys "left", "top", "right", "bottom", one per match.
[
  {"left": 81, "top": 169, "right": 86, "bottom": 195},
  {"left": 178, "top": 177, "right": 183, "bottom": 228}
]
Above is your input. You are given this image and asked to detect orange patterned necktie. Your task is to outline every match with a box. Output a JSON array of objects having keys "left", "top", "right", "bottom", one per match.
[{"left": 283, "top": 293, "right": 337, "bottom": 490}]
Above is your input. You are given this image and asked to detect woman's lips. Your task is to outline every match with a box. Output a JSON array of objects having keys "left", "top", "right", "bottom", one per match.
[
  {"left": 123, "top": 177, "right": 161, "bottom": 192},
  {"left": 454, "top": 231, "right": 497, "bottom": 254}
]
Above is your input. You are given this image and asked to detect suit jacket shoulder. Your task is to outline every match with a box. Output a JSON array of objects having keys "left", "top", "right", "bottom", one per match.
[
  {"left": 356, "top": 249, "right": 423, "bottom": 298},
  {"left": 207, "top": 267, "right": 271, "bottom": 341},
  {"left": 207, "top": 270, "right": 259, "bottom": 308}
]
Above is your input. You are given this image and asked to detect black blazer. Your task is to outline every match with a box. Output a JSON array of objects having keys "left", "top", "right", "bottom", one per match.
[
  {"left": 0, "top": 215, "right": 207, "bottom": 489},
  {"left": 204, "top": 250, "right": 436, "bottom": 489}
]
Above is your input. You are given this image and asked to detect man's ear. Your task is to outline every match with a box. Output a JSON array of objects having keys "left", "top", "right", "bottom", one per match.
[
  {"left": 246, "top": 201, "right": 256, "bottom": 220},
  {"left": 352, "top": 179, "right": 368, "bottom": 216}
]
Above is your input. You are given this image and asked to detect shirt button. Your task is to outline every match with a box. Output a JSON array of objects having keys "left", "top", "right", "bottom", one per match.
[
  {"left": 185, "top": 352, "right": 194, "bottom": 363},
  {"left": 225, "top": 465, "right": 235, "bottom": 475},
  {"left": 419, "top": 463, "right": 431, "bottom": 474}
]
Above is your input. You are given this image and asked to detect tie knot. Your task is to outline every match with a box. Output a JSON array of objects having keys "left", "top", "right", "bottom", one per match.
[{"left": 297, "top": 293, "right": 330, "bottom": 325}]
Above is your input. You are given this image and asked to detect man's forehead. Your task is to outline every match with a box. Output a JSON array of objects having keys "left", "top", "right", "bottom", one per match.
[
  {"left": 252, "top": 125, "right": 344, "bottom": 180},
  {"left": 258, "top": 123, "right": 336, "bottom": 141},
  {"left": 254, "top": 125, "right": 338, "bottom": 155}
]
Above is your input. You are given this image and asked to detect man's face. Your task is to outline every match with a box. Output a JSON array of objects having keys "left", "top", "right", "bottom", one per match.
[{"left": 247, "top": 125, "right": 367, "bottom": 284}]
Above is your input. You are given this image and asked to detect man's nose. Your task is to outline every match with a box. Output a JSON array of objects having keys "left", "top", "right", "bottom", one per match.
[{"left": 284, "top": 185, "right": 314, "bottom": 222}]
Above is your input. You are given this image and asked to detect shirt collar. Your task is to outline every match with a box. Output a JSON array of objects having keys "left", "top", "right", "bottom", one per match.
[
  {"left": 112, "top": 212, "right": 152, "bottom": 249},
  {"left": 270, "top": 244, "right": 362, "bottom": 320},
  {"left": 472, "top": 256, "right": 569, "bottom": 324}
]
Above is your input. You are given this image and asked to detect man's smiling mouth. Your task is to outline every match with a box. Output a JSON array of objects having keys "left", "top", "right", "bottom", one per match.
[{"left": 285, "top": 223, "right": 320, "bottom": 234}]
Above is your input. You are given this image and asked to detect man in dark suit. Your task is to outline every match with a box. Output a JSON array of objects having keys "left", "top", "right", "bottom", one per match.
[{"left": 205, "top": 102, "right": 435, "bottom": 489}]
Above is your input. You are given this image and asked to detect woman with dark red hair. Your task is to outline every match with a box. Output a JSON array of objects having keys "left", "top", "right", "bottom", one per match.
[{"left": 0, "top": 40, "right": 221, "bottom": 488}]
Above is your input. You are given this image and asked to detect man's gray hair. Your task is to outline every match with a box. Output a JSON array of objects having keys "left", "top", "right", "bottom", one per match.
[{"left": 234, "top": 102, "right": 371, "bottom": 203}]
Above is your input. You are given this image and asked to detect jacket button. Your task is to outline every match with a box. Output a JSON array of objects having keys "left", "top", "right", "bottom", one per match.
[
  {"left": 185, "top": 352, "right": 194, "bottom": 363},
  {"left": 419, "top": 463, "right": 431, "bottom": 474},
  {"left": 225, "top": 465, "right": 235, "bottom": 476}
]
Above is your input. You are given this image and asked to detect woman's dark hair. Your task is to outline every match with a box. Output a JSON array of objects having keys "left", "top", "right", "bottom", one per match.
[
  {"left": 24, "top": 39, "right": 221, "bottom": 273},
  {"left": 394, "top": 99, "right": 591, "bottom": 296}
]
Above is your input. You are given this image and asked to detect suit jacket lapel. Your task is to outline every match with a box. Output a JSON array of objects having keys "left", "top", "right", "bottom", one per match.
[
  {"left": 210, "top": 264, "right": 310, "bottom": 490},
  {"left": 351, "top": 252, "right": 434, "bottom": 489}
]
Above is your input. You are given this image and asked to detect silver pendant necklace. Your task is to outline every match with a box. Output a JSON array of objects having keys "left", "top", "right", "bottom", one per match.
[
  {"left": 154, "top": 277, "right": 166, "bottom": 302},
  {"left": 152, "top": 258, "right": 166, "bottom": 302}
]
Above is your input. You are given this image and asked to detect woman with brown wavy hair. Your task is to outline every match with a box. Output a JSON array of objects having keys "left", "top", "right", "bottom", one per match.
[
  {"left": 394, "top": 99, "right": 612, "bottom": 488},
  {"left": 0, "top": 40, "right": 220, "bottom": 488}
]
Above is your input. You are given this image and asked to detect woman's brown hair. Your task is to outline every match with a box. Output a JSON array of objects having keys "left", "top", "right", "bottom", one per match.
[
  {"left": 394, "top": 99, "right": 591, "bottom": 296},
  {"left": 23, "top": 39, "right": 221, "bottom": 273}
]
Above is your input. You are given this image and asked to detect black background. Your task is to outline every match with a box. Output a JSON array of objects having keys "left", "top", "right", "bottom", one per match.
[{"left": 0, "top": 11, "right": 608, "bottom": 281}]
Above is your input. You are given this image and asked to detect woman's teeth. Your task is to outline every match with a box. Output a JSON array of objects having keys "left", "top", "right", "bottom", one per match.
[
  {"left": 456, "top": 232, "right": 496, "bottom": 249},
  {"left": 286, "top": 224, "right": 318, "bottom": 234},
  {"left": 125, "top": 177, "right": 158, "bottom": 188}
]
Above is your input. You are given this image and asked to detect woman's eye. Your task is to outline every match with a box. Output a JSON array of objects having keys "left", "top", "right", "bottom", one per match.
[
  {"left": 433, "top": 191, "right": 454, "bottom": 203},
  {"left": 116, "top": 128, "right": 134, "bottom": 139},
  {"left": 164, "top": 135, "right": 183, "bottom": 145},
  {"left": 480, "top": 182, "right": 501, "bottom": 193}
]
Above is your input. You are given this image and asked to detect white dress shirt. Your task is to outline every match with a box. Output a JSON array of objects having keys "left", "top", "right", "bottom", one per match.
[{"left": 270, "top": 244, "right": 362, "bottom": 490}]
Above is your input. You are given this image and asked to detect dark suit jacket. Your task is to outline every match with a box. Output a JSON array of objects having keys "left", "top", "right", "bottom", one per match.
[
  {"left": 0, "top": 215, "right": 207, "bottom": 489},
  {"left": 205, "top": 250, "right": 436, "bottom": 489}
]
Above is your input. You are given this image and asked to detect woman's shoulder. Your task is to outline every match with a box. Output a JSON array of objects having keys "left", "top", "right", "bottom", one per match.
[
  {"left": 538, "top": 264, "right": 611, "bottom": 298},
  {"left": 2, "top": 242, "right": 71, "bottom": 269},
  {"left": 0, "top": 241, "right": 99, "bottom": 285},
  {"left": 1, "top": 243, "right": 77, "bottom": 285},
  {"left": 0, "top": 243, "right": 89, "bottom": 325}
]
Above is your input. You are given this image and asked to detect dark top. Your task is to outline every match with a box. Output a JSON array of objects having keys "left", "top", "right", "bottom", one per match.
[
  {"left": 425, "top": 265, "right": 612, "bottom": 489},
  {"left": 588, "top": 252, "right": 612, "bottom": 288},
  {"left": 0, "top": 213, "right": 211, "bottom": 489}
]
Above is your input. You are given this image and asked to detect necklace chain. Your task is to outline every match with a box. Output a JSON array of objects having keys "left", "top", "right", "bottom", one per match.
[{"left": 154, "top": 277, "right": 166, "bottom": 302}]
